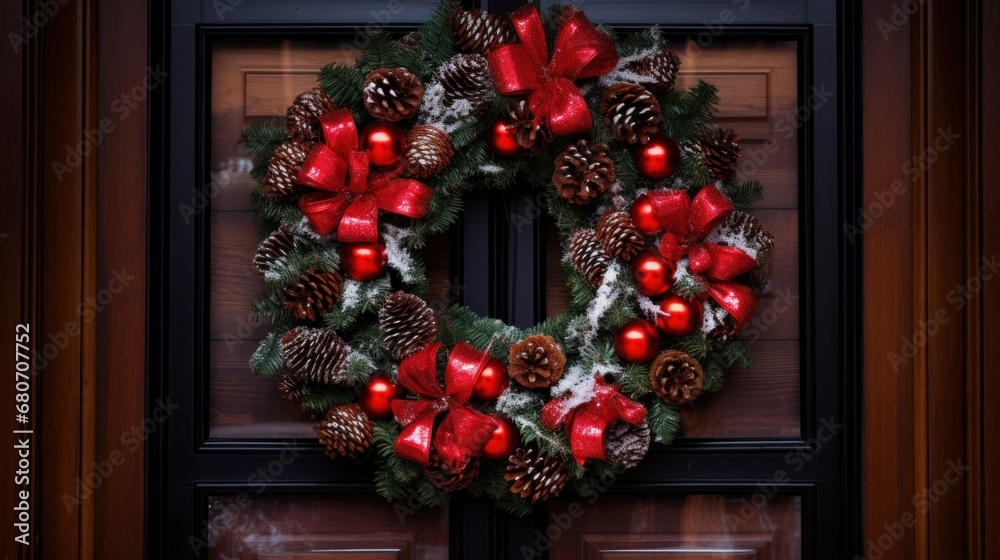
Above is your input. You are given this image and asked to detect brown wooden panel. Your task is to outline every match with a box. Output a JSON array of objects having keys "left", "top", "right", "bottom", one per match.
[
  {"left": 245, "top": 72, "right": 331, "bottom": 116},
  {"left": 547, "top": 494, "right": 800, "bottom": 560},
  {"left": 207, "top": 494, "right": 448, "bottom": 560},
  {"left": 675, "top": 71, "right": 768, "bottom": 119},
  {"left": 211, "top": 211, "right": 271, "bottom": 341}
]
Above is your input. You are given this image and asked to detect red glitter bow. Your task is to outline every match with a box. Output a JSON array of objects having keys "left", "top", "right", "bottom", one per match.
[
  {"left": 295, "top": 108, "right": 432, "bottom": 242},
  {"left": 487, "top": 5, "right": 618, "bottom": 136},
  {"left": 647, "top": 185, "right": 759, "bottom": 331},
  {"left": 539, "top": 377, "right": 646, "bottom": 465},
  {"left": 391, "top": 342, "right": 499, "bottom": 470}
]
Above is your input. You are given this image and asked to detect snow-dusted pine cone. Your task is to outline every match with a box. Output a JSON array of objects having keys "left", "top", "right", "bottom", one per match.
[
  {"left": 595, "top": 210, "right": 644, "bottom": 261},
  {"left": 508, "top": 334, "right": 567, "bottom": 389},
  {"left": 286, "top": 87, "right": 336, "bottom": 143},
  {"left": 451, "top": 8, "right": 517, "bottom": 55},
  {"left": 281, "top": 326, "right": 352, "bottom": 385},
  {"left": 253, "top": 225, "right": 298, "bottom": 274},
  {"left": 362, "top": 67, "right": 424, "bottom": 121},
  {"left": 649, "top": 349, "right": 704, "bottom": 405},
  {"left": 625, "top": 49, "right": 682, "bottom": 94},
  {"left": 277, "top": 373, "right": 311, "bottom": 402},
  {"left": 604, "top": 421, "right": 650, "bottom": 469},
  {"left": 263, "top": 139, "right": 309, "bottom": 200},
  {"left": 404, "top": 125, "right": 454, "bottom": 178},
  {"left": 439, "top": 53, "right": 493, "bottom": 113},
  {"left": 424, "top": 452, "right": 481, "bottom": 492},
  {"left": 569, "top": 228, "right": 611, "bottom": 287},
  {"left": 505, "top": 448, "right": 569, "bottom": 504},
  {"left": 283, "top": 269, "right": 343, "bottom": 321},
  {"left": 379, "top": 291, "right": 439, "bottom": 361},
  {"left": 700, "top": 127, "right": 742, "bottom": 182},
  {"left": 600, "top": 83, "right": 662, "bottom": 145},
  {"left": 552, "top": 140, "right": 615, "bottom": 205},
  {"left": 316, "top": 404, "right": 372, "bottom": 460},
  {"left": 509, "top": 100, "right": 551, "bottom": 150}
]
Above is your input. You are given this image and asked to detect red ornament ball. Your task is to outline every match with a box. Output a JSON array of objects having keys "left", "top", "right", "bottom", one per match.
[
  {"left": 489, "top": 120, "right": 521, "bottom": 157},
  {"left": 481, "top": 416, "right": 519, "bottom": 460},
  {"left": 472, "top": 357, "right": 509, "bottom": 400},
  {"left": 360, "top": 121, "right": 406, "bottom": 167},
  {"left": 655, "top": 295, "right": 703, "bottom": 337},
  {"left": 614, "top": 318, "right": 660, "bottom": 363},
  {"left": 339, "top": 242, "right": 388, "bottom": 281},
  {"left": 633, "top": 133, "right": 680, "bottom": 180},
  {"left": 629, "top": 193, "right": 664, "bottom": 236},
  {"left": 631, "top": 250, "right": 675, "bottom": 297},
  {"left": 359, "top": 374, "right": 404, "bottom": 419}
]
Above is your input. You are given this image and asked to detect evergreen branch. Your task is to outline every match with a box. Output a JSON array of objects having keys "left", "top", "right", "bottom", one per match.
[
  {"left": 249, "top": 331, "right": 285, "bottom": 376},
  {"left": 300, "top": 385, "right": 361, "bottom": 415},
  {"left": 721, "top": 179, "right": 764, "bottom": 210},
  {"left": 647, "top": 400, "right": 681, "bottom": 444}
]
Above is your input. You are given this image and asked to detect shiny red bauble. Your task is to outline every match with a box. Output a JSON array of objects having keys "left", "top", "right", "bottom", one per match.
[
  {"left": 631, "top": 250, "right": 675, "bottom": 297},
  {"left": 633, "top": 133, "right": 680, "bottom": 180},
  {"left": 489, "top": 120, "right": 521, "bottom": 156},
  {"left": 655, "top": 295, "right": 703, "bottom": 337},
  {"left": 472, "top": 357, "right": 509, "bottom": 400},
  {"left": 613, "top": 318, "right": 660, "bottom": 363},
  {"left": 629, "top": 193, "right": 664, "bottom": 236},
  {"left": 339, "top": 242, "right": 388, "bottom": 281},
  {"left": 358, "top": 374, "right": 404, "bottom": 419},
  {"left": 481, "top": 416, "right": 519, "bottom": 460},
  {"left": 360, "top": 121, "right": 406, "bottom": 167}
]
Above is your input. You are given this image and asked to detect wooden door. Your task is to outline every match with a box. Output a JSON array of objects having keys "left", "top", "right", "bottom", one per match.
[{"left": 156, "top": 1, "right": 854, "bottom": 558}]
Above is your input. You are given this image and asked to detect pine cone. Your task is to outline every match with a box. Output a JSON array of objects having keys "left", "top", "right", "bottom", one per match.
[
  {"left": 451, "top": 8, "right": 516, "bottom": 55},
  {"left": 568, "top": 228, "right": 611, "bottom": 287},
  {"left": 404, "top": 125, "right": 454, "bottom": 178},
  {"left": 396, "top": 31, "right": 421, "bottom": 49},
  {"left": 362, "top": 68, "right": 424, "bottom": 121},
  {"left": 439, "top": 54, "right": 493, "bottom": 114},
  {"left": 649, "top": 349, "right": 704, "bottom": 405},
  {"left": 718, "top": 211, "right": 774, "bottom": 255},
  {"left": 379, "top": 291, "right": 439, "bottom": 361},
  {"left": 316, "top": 404, "right": 372, "bottom": 460},
  {"left": 509, "top": 334, "right": 567, "bottom": 389},
  {"left": 552, "top": 140, "right": 616, "bottom": 205},
  {"left": 600, "top": 83, "right": 662, "bottom": 145},
  {"left": 286, "top": 87, "right": 336, "bottom": 143},
  {"left": 253, "top": 226, "right": 298, "bottom": 274},
  {"left": 424, "top": 452, "right": 481, "bottom": 492},
  {"left": 282, "top": 269, "right": 343, "bottom": 321},
  {"left": 604, "top": 421, "right": 650, "bottom": 469},
  {"left": 509, "top": 100, "right": 552, "bottom": 150},
  {"left": 595, "top": 210, "right": 644, "bottom": 261},
  {"left": 263, "top": 139, "right": 309, "bottom": 200},
  {"left": 505, "top": 448, "right": 569, "bottom": 504},
  {"left": 625, "top": 49, "right": 682, "bottom": 94},
  {"left": 700, "top": 128, "right": 742, "bottom": 182},
  {"left": 281, "top": 326, "right": 352, "bottom": 385},
  {"left": 277, "top": 373, "right": 311, "bottom": 402}
]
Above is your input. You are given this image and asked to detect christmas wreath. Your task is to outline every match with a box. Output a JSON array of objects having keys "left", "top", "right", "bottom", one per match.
[{"left": 242, "top": 1, "right": 773, "bottom": 515}]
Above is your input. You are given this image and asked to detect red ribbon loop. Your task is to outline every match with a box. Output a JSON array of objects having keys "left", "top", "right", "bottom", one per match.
[
  {"left": 539, "top": 377, "right": 646, "bottom": 465},
  {"left": 647, "top": 186, "right": 759, "bottom": 331},
  {"left": 294, "top": 109, "right": 432, "bottom": 241},
  {"left": 391, "top": 343, "right": 499, "bottom": 469},
  {"left": 488, "top": 5, "right": 618, "bottom": 136}
]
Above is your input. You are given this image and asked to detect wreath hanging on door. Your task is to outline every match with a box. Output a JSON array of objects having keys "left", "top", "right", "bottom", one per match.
[{"left": 242, "top": 1, "right": 773, "bottom": 515}]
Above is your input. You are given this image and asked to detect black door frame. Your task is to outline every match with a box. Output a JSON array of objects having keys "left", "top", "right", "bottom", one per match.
[{"left": 148, "top": 1, "right": 861, "bottom": 558}]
